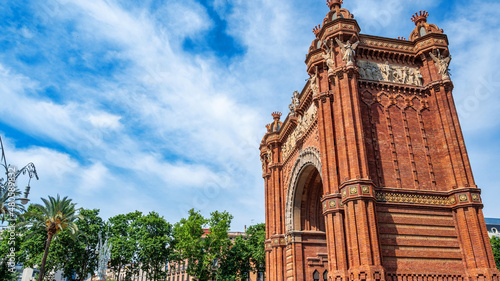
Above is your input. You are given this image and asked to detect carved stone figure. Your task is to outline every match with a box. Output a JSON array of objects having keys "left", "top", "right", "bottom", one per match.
[
  {"left": 293, "top": 91, "right": 300, "bottom": 107},
  {"left": 309, "top": 72, "right": 319, "bottom": 96},
  {"left": 380, "top": 61, "right": 392, "bottom": 81},
  {"left": 289, "top": 91, "right": 300, "bottom": 116},
  {"left": 335, "top": 37, "right": 359, "bottom": 66},
  {"left": 357, "top": 61, "right": 366, "bottom": 77},
  {"left": 429, "top": 50, "right": 451, "bottom": 79},
  {"left": 267, "top": 149, "right": 272, "bottom": 166},
  {"left": 322, "top": 40, "right": 335, "bottom": 75},
  {"left": 414, "top": 69, "right": 423, "bottom": 86}
]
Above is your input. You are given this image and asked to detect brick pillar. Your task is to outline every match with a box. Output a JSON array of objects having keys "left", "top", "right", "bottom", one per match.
[
  {"left": 427, "top": 68, "right": 500, "bottom": 279},
  {"left": 321, "top": 195, "right": 349, "bottom": 280},
  {"left": 313, "top": 71, "right": 349, "bottom": 280},
  {"left": 340, "top": 183, "right": 384, "bottom": 281},
  {"left": 334, "top": 66, "right": 385, "bottom": 280},
  {"left": 452, "top": 191, "right": 500, "bottom": 280},
  {"left": 265, "top": 139, "right": 285, "bottom": 281}
]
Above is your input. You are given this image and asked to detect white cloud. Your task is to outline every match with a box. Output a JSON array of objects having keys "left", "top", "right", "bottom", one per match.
[
  {"left": 1, "top": 0, "right": 499, "bottom": 230},
  {"left": 88, "top": 113, "right": 122, "bottom": 130}
]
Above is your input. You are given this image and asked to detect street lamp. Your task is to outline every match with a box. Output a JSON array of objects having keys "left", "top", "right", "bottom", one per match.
[{"left": 0, "top": 136, "right": 39, "bottom": 206}]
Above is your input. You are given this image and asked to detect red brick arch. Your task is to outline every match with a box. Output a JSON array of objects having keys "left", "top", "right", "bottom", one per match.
[{"left": 285, "top": 147, "right": 322, "bottom": 233}]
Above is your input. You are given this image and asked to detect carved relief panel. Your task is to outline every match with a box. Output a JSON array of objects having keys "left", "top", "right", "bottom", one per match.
[
  {"left": 358, "top": 60, "right": 423, "bottom": 86},
  {"left": 282, "top": 104, "right": 318, "bottom": 161}
]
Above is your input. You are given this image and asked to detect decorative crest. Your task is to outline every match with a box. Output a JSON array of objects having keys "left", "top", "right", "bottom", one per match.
[
  {"left": 272, "top": 111, "right": 282, "bottom": 119},
  {"left": 313, "top": 25, "right": 321, "bottom": 36},
  {"left": 411, "top": 10, "right": 429, "bottom": 25},
  {"left": 267, "top": 112, "right": 283, "bottom": 133},
  {"left": 327, "top": 0, "right": 343, "bottom": 9}
]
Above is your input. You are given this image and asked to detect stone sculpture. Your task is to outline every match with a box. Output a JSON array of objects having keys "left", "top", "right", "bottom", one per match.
[
  {"left": 429, "top": 50, "right": 451, "bottom": 79},
  {"left": 335, "top": 37, "right": 359, "bottom": 65},
  {"left": 357, "top": 60, "right": 423, "bottom": 86},
  {"left": 321, "top": 40, "right": 335, "bottom": 75}
]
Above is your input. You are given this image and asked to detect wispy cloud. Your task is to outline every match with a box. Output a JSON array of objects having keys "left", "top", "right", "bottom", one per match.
[{"left": 0, "top": 0, "right": 499, "bottom": 229}]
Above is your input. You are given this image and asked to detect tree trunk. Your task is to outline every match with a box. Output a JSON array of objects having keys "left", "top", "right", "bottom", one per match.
[{"left": 38, "top": 232, "right": 54, "bottom": 281}]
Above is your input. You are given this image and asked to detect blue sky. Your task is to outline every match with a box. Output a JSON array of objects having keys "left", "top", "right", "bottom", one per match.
[{"left": 0, "top": 0, "right": 499, "bottom": 231}]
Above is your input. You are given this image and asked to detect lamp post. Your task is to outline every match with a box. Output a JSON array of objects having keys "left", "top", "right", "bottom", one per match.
[{"left": 0, "top": 136, "right": 39, "bottom": 215}]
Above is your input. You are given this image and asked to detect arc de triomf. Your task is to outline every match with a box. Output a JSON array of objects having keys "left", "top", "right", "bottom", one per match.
[{"left": 259, "top": 1, "right": 500, "bottom": 280}]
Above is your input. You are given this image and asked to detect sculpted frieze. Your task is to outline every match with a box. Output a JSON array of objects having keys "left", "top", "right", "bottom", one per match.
[
  {"left": 358, "top": 60, "right": 423, "bottom": 86},
  {"left": 282, "top": 104, "right": 318, "bottom": 160}
]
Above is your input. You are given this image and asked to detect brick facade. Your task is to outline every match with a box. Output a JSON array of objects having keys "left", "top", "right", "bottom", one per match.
[{"left": 259, "top": 1, "right": 500, "bottom": 280}]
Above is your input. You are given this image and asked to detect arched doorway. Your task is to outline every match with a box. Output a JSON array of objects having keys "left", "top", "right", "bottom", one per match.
[{"left": 285, "top": 148, "right": 328, "bottom": 280}]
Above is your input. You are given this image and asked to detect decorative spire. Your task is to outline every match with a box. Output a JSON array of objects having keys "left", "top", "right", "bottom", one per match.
[
  {"left": 313, "top": 25, "right": 321, "bottom": 36},
  {"left": 327, "top": 0, "right": 343, "bottom": 10},
  {"left": 267, "top": 112, "right": 283, "bottom": 133},
  {"left": 411, "top": 10, "right": 429, "bottom": 25}
]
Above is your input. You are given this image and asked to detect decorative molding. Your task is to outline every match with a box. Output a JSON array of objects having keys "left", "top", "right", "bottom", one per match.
[
  {"left": 361, "top": 39, "right": 414, "bottom": 51},
  {"left": 282, "top": 104, "right": 318, "bottom": 160},
  {"left": 376, "top": 191, "right": 454, "bottom": 206},
  {"left": 285, "top": 147, "right": 322, "bottom": 232}
]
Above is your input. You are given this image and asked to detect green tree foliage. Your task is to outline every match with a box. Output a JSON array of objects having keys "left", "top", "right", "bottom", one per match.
[
  {"left": 51, "top": 209, "right": 105, "bottom": 281},
  {"left": 219, "top": 235, "right": 251, "bottom": 281},
  {"left": 0, "top": 222, "right": 24, "bottom": 281},
  {"left": 24, "top": 195, "right": 82, "bottom": 281},
  {"left": 173, "top": 209, "right": 233, "bottom": 281},
  {"left": 0, "top": 187, "right": 26, "bottom": 223},
  {"left": 133, "top": 212, "right": 173, "bottom": 281},
  {"left": 218, "top": 223, "right": 266, "bottom": 280},
  {"left": 246, "top": 223, "right": 266, "bottom": 273},
  {"left": 17, "top": 206, "right": 54, "bottom": 280},
  {"left": 491, "top": 236, "right": 500, "bottom": 270},
  {"left": 108, "top": 211, "right": 142, "bottom": 281}
]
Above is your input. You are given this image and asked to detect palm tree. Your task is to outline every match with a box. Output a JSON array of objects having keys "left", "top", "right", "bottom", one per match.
[
  {"left": 0, "top": 187, "right": 26, "bottom": 223},
  {"left": 26, "top": 194, "right": 82, "bottom": 281}
]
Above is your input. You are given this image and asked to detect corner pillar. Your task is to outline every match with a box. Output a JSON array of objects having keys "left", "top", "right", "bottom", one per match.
[{"left": 340, "top": 182, "right": 385, "bottom": 281}]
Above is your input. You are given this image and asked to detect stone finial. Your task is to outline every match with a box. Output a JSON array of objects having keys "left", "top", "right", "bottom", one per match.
[
  {"left": 411, "top": 10, "right": 429, "bottom": 25},
  {"left": 397, "top": 36, "right": 407, "bottom": 40},
  {"left": 313, "top": 25, "right": 321, "bottom": 36},
  {"left": 272, "top": 111, "right": 282, "bottom": 120},
  {"left": 327, "top": 0, "right": 343, "bottom": 9},
  {"left": 267, "top": 112, "right": 283, "bottom": 133}
]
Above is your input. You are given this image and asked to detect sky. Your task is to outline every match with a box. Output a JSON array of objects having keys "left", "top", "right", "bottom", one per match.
[{"left": 0, "top": 0, "right": 499, "bottom": 231}]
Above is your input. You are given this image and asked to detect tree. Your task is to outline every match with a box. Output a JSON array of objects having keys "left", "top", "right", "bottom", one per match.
[
  {"left": 51, "top": 209, "right": 105, "bottom": 281},
  {"left": 24, "top": 195, "right": 82, "bottom": 281},
  {"left": 173, "top": 209, "right": 233, "bottom": 281},
  {"left": 0, "top": 187, "right": 26, "bottom": 223},
  {"left": 218, "top": 223, "right": 266, "bottom": 280},
  {"left": 246, "top": 223, "right": 266, "bottom": 274},
  {"left": 0, "top": 220, "right": 24, "bottom": 281},
  {"left": 491, "top": 236, "right": 500, "bottom": 270},
  {"left": 108, "top": 211, "right": 141, "bottom": 281},
  {"left": 133, "top": 212, "right": 173, "bottom": 281},
  {"left": 218, "top": 235, "right": 251, "bottom": 280}
]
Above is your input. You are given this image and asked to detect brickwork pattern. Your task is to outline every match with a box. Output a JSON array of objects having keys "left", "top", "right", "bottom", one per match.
[{"left": 260, "top": 1, "right": 499, "bottom": 280}]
